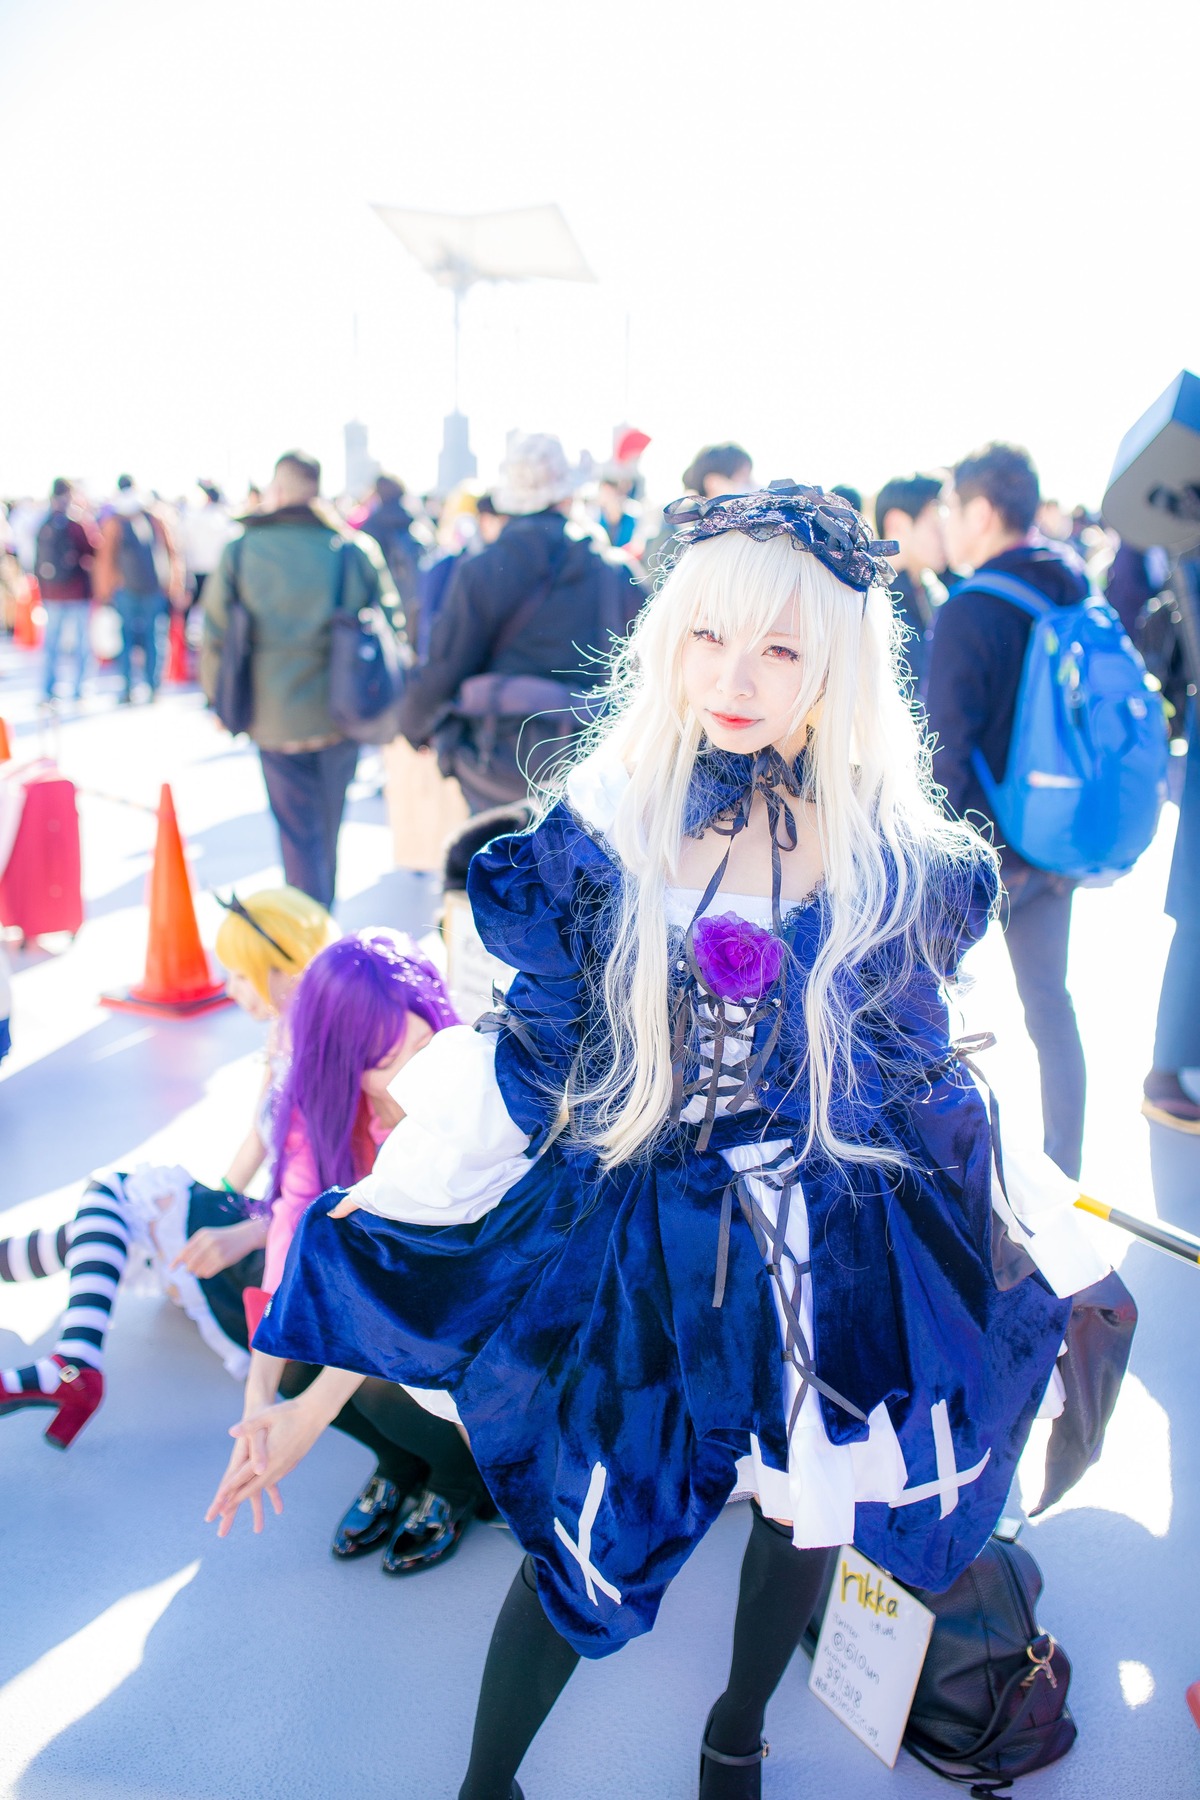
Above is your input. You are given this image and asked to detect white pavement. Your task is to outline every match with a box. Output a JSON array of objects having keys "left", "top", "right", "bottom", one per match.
[{"left": 0, "top": 639, "right": 1197, "bottom": 1800}]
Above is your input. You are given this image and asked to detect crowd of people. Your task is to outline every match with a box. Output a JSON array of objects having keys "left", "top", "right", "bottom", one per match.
[
  {"left": 0, "top": 418, "right": 1191, "bottom": 1797},
  {"left": 6, "top": 425, "right": 1188, "bottom": 1139}
]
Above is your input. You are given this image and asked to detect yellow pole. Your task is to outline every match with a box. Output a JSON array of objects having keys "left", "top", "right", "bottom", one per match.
[{"left": 1075, "top": 1195, "right": 1200, "bottom": 1267}]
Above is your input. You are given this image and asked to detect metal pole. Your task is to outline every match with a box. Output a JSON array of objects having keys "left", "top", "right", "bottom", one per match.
[{"left": 452, "top": 285, "right": 462, "bottom": 414}]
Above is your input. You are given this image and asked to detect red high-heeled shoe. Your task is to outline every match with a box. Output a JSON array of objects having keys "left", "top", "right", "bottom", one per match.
[{"left": 0, "top": 1357, "right": 104, "bottom": 1448}]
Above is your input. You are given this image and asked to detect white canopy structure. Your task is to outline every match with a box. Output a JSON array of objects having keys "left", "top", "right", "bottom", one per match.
[
  {"left": 371, "top": 203, "right": 595, "bottom": 293},
  {"left": 372, "top": 202, "right": 596, "bottom": 489}
]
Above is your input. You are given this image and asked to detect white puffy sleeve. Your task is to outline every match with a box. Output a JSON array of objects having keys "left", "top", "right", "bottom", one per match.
[
  {"left": 350, "top": 1025, "right": 534, "bottom": 1225},
  {"left": 989, "top": 1131, "right": 1112, "bottom": 1299}
]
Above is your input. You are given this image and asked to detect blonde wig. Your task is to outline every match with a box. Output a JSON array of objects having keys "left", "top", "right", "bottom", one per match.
[
  {"left": 549, "top": 528, "right": 996, "bottom": 1170},
  {"left": 214, "top": 885, "right": 340, "bottom": 1005}
]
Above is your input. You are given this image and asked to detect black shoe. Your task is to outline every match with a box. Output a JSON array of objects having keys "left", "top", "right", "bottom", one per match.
[
  {"left": 698, "top": 1703, "right": 768, "bottom": 1798},
  {"left": 381, "top": 1487, "right": 476, "bottom": 1576},
  {"left": 331, "top": 1473, "right": 407, "bottom": 1559}
]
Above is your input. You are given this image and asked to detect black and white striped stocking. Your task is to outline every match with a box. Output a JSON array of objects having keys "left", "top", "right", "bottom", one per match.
[
  {"left": 0, "top": 1224, "right": 70, "bottom": 1283},
  {"left": 0, "top": 1180, "right": 131, "bottom": 1398}
]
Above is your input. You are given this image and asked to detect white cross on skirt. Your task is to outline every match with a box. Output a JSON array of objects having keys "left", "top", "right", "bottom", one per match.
[
  {"left": 554, "top": 1462, "right": 623, "bottom": 1607},
  {"left": 890, "top": 1399, "right": 991, "bottom": 1519}
]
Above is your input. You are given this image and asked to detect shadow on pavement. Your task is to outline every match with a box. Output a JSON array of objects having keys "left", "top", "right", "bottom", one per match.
[{"left": 0, "top": 1006, "right": 262, "bottom": 1211}]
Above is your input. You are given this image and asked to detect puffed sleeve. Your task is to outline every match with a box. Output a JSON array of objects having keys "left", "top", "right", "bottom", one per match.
[
  {"left": 926, "top": 850, "right": 1000, "bottom": 978},
  {"left": 850, "top": 850, "right": 1001, "bottom": 1081},
  {"left": 467, "top": 802, "right": 615, "bottom": 1148},
  {"left": 352, "top": 1026, "right": 534, "bottom": 1224},
  {"left": 352, "top": 800, "right": 617, "bottom": 1223}
]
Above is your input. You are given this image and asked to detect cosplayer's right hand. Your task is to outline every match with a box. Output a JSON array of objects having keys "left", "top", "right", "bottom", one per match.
[
  {"left": 205, "top": 1397, "right": 326, "bottom": 1537},
  {"left": 327, "top": 1194, "right": 362, "bottom": 1218},
  {"left": 172, "top": 1219, "right": 263, "bottom": 1279},
  {"left": 204, "top": 1418, "right": 284, "bottom": 1538}
]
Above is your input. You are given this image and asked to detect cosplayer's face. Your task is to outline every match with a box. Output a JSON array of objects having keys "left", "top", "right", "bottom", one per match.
[
  {"left": 225, "top": 969, "right": 275, "bottom": 1022},
  {"left": 363, "top": 1009, "right": 436, "bottom": 1100},
  {"left": 224, "top": 965, "right": 299, "bottom": 1023},
  {"left": 681, "top": 602, "right": 808, "bottom": 756}
]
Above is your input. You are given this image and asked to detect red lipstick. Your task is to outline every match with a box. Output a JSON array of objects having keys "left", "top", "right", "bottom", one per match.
[{"left": 710, "top": 712, "right": 759, "bottom": 729}]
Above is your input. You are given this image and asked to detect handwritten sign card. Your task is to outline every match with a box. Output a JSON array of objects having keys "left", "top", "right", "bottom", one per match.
[{"left": 808, "top": 1546, "right": 935, "bottom": 1767}]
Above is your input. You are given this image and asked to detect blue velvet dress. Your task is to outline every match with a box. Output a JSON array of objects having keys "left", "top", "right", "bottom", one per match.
[{"left": 257, "top": 760, "right": 1082, "bottom": 1660}]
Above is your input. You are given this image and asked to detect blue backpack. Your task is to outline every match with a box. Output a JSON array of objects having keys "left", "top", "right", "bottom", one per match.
[{"left": 958, "top": 571, "right": 1169, "bottom": 878}]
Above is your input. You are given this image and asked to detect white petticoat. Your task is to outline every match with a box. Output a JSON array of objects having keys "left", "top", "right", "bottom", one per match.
[
  {"left": 96, "top": 1165, "right": 251, "bottom": 1380},
  {"left": 722, "top": 1137, "right": 1084, "bottom": 1549}
]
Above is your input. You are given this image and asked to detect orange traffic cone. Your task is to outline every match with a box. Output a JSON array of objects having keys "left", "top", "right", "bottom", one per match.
[
  {"left": 0, "top": 717, "right": 11, "bottom": 763},
  {"left": 13, "top": 576, "right": 44, "bottom": 648},
  {"left": 101, "top": 784, "right": 230, "bottom": 1016},
  {"left": 164, "top": 611, "right": 193, "bottom": 685}
]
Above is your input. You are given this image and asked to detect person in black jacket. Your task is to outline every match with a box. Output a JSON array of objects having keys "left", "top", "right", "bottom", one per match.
[
  {"left": 875, "top": 472, "right": 948, "bottom": 695},
  {"left": 360, "top": 474, "right": 423, "bottom": 613},
  {"left": 396, "top": 434, "right": 644, "bottom": 813},
  {"left": 926, "top": 443, "right": 1090, "bottom": 1179}
]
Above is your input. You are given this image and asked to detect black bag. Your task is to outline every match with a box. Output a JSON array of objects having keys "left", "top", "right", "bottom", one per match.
[
  {"left": 803, "top": 1537, "right": 1075, "bottom": 1797},
  {"left": 904, "top": 1538, "right": 1075, "bottom": 1794},
  {"left": 35, "top": 513, "right": 83, "bottom": 587},
  {"left": 116, "top": 512, "right": 167, "bottom": 595},
  {"left": 328, "top": 542, "right": 409, "bottom": 745},
  {"left": 212, "top": 536, "right": 254, "bottom": 735},
  {"left": 435, "top": 544, "right": 627, "bottom": 805}
]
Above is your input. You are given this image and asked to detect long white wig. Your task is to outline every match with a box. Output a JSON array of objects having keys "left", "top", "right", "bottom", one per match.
[{"left": 548, "top": 529, "right": 996, "bottom": 1171}]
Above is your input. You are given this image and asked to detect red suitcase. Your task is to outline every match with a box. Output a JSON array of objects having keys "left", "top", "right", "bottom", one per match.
[{"left": 0, "top": 769, "right": 83, "bottom": 941}]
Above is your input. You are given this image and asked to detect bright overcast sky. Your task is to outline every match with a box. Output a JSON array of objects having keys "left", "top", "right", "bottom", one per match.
[{"left": 2, "top": 0, "right": 1197, "bottom": 510}]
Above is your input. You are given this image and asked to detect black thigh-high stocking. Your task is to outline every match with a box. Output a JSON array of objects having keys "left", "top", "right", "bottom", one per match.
[
  {"left": 353, "top": 1376, "right": 487, "bottom": 1508},
  {"left": 706, "top": 1506, "right": 834, "bottom": 1763},
  {"left": 458, "top": 1555, "right": 580, "bottom": 1800},
  {"left": 277, "top": 1362, "right": 425, "bottom": 1492}
]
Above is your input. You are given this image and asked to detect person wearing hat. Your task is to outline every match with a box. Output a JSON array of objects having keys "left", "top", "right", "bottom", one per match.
[{"left": 396, "top": 433, "right": 645, "bottom": 812}]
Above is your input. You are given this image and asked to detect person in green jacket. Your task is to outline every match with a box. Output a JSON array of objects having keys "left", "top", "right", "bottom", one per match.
[{"left": 201, "top": 451, "right": 400, "bottom": 908}]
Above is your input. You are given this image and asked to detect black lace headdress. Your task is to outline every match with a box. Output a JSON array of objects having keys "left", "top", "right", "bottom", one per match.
[{"left": 663, "top": 479, "right": 897, "bottom": 594}]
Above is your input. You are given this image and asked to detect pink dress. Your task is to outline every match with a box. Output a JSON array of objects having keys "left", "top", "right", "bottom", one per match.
[{"left": 263, "top": 1110, "right": 392, "bottom": 1296}]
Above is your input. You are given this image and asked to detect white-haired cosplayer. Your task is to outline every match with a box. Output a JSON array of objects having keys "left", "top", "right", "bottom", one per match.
[{"left": 215, "top": 483, "right": 1133, "bottom": 1800}]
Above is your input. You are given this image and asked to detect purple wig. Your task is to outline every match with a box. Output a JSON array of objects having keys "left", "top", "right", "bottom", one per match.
[{"left": 269, "top": 929, "right": 459, "bottom": 1202}]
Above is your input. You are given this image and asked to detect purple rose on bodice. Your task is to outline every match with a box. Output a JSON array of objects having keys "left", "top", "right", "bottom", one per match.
[{"left": 691, "top": 911, "right": 784, "bottom": 1004}]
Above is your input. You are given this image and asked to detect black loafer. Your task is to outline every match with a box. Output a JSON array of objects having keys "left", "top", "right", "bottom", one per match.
[
  {"left": 331, "top": 1474, "right": 407, "bottom": 1559},
  {"left": 381, "top": 1487, "right": 476, "bottom": 1576}
]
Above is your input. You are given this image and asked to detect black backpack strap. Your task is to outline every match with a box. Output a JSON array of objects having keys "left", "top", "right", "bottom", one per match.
[
  {"left": 329, "top": 538, "right": 350, "bottom": 612},
  {"left": 228, "top": 532, "right": 244, "bottom": 600},
  {"left": 489, "top": 534, "right": 572, "bottom": 665},
  {"left": 903, "top": 1739, "right": 1014, "bottom": 1797}
]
